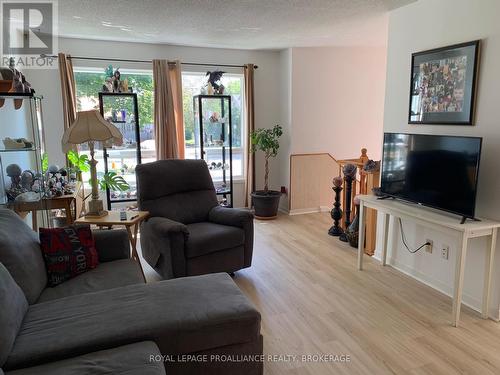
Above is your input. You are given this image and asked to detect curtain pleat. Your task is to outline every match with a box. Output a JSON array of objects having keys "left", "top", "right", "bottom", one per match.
[
  {"left": 244, "top": 64, "right": 256, "bottom": 208},
  {"left": 58, "top": 53, "right": 77, "bottom": 132},
  {"left": 153, "top": 59, "right": 184, "bottom": 160}
]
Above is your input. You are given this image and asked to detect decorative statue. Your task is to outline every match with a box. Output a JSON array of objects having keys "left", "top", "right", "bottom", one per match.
[
  {"left": 364, "top": 159, "right": 380, "bottom": 172},
  {"left": 206, "top": 71, "right": 225, "bottom": 95},
  {"left": 339, "top": 163, "right": 357, "bottom": 243},
  {"left": 103, "top": 65, "right": 129, "bottom": 93},
  {"left": 328, "top": 176, "right": 344, "bottom": 236},
  {"left": 6, "top": 164, "right": 22, "bottom": 200}
]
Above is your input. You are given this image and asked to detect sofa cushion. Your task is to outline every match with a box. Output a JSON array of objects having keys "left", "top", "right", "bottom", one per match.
[
  {"left": 39, "top": 225, "right": 99, "bottom": 286},
  {"left": 5, "top": 342, "right": 165, "bottom": 375},
  {"left": 185, "top": 222, "right": 244, "bottom": 258},
  {"left": 37, "top": 259, "right": 144, "bottom": 303},
  {"left": 0, "top": 263, "right": 28, "bottom": 367},
  {"left": 5, "top": 273, "right": 260, "bottom": 370},
  {"left": 0, "top": 209, "right": 47, "bottom": 304}
]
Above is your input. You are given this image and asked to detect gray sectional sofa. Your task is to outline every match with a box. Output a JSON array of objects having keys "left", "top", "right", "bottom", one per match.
[{"left": 0, "top": 209, "right": 263, "bottom": 375}]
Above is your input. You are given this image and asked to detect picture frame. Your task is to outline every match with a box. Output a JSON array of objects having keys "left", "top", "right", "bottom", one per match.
[{"left": 408, "top": 40, "right": 480, "bottom": 125}]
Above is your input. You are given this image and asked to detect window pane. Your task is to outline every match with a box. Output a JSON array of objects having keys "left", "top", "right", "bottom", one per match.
[
  {"left": 73, "top": 69, "right": 156, "bottom": 204},
  {"left": 182, "top": 72, "right": 245, "bottom": 179}
]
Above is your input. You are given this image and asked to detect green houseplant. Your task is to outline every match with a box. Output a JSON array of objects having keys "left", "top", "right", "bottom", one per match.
[
  {"left": 66, "top": 150, "right": 130, "bottom": 204},
  {"left": 250, "top": 124, "right": 283, "bottom": 219}
]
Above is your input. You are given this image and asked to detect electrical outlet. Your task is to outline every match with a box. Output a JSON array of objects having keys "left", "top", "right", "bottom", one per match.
[
  {"left": 441, "top": 245, "right": 450, "bottom": 260},
  {"left": 425, "top": 239, "right": 433, "bottom": 253}
]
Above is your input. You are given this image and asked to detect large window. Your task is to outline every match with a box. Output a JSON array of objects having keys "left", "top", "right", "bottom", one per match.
[
  {"left": 182, "top": 72, "right": 245, "bottom": 179},
  {"left": 73, "top": 68, "right": 245, "bottom": 182}
]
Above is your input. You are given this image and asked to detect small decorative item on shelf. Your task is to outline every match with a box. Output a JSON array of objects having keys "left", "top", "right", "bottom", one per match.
[
  {"left": 328, "top": 176, "right": 344, "bottom": 236},
  {"left": 209, "top": 112, "right": 220, "bottom": 122},
  {"left": 6, "top": 163, "right": 22, "bottom": 199},
  {"left": 345, "top": 195, "right": 361, "bottom": 248},
  {"left": 216, "top": 184, "right": 228, "bottom": 194},
  {"left": 2, "top": 137, "right": 33, "bottom": 149},
  {"left": 363, "top": 159, "right": 380, "bottom": 172},
  {"left": 339, "top": 163, "right": 357, "bottom": 242},
  {"left": 208, "top": 161, "right": 230, "bottom": 171},
  {"left": 45, "top": 165, "right": 75, "bottom": 198},
  {"left": 205, "top": 71, "right": 225, "bottom": 95},
  {"left": 102, "top": 65, "right": 130, "bottom": 93},
  {"left": 0, "top": 57, "right": 35, "bottom": 109}
]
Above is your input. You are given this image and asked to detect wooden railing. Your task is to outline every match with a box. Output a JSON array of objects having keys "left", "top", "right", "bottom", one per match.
[{"left": 289, "top": 150, "right": 380, "bottom": 255}]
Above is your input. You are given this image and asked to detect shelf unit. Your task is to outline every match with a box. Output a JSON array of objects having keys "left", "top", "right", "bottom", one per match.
[
  {"left": 193, "top": 94, "right": 233, "bottom": 207},
  {"left": 0, "top": 94, "right": 50, "bottom": 229},
  {"left": 98, "top": 92, "right": 141, "bottom": 210}
]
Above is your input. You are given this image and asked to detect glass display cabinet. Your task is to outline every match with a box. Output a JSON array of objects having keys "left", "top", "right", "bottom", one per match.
[
  {"left": 0, "top": 94, "right": 50, "bottom": 229},
  {"left": 193, "top": 95, "right": 233, "bottom": 207},
  {"left": 98, "top": 92, "right": 141, "bottom": 210}
]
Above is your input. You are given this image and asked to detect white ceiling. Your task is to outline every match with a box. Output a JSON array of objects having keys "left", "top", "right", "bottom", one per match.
[{"left": 58, "top": 0, "right": 416, "bottom": 50}]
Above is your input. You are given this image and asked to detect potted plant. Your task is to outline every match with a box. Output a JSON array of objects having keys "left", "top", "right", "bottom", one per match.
[{"left": 250, "top": 124, "right": 283, "bottom": 219}]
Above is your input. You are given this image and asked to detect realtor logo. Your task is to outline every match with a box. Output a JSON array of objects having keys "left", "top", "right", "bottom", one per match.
[{"left": 1, "top": 0, "right": 58, "bottom": 68}]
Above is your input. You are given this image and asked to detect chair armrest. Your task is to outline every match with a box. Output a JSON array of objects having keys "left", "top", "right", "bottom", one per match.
[
  {"left": 147, "top": 216, "right": 188, "bottom": 236},
  {"left": 140, "top": 217, "right": 189, "bottom": 279},
  {"left": 209, "top": 206, "right": 254, "bottom": 228},
  {"left": 93, "top": 229, "right": 130, "bottom": 262}
]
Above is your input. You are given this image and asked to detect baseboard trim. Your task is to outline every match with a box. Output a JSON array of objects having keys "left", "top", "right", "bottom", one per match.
[
  {"left": 289, "top": 206, "right": 330, "bottom": 216},
  {"left": 278, "top": 207, "right": 290, "bottom": 215}
]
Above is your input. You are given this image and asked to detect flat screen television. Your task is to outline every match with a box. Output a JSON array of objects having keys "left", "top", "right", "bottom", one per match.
[{"left": 381, "top": 133, "right": 482, "bottom": 219}]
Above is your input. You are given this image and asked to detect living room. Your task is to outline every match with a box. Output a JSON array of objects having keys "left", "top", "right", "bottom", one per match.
[{"left": 2, "top": 0, "right": 500, "bottom": 374}]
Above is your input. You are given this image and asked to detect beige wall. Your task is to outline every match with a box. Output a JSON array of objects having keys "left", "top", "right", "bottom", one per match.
[
  {"left": 278, "top": 44, "right": 388, "bottom": 213},
  {"left": 380, "top": 0, "right": 500, "bottom": 318},
  {"left": 290, "top": 46, "right": 387, "bottom": 160}
]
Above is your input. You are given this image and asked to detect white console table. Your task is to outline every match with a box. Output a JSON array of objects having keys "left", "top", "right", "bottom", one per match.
[{"left": 357, "top": 194, "right": 500, "bottom": 327}]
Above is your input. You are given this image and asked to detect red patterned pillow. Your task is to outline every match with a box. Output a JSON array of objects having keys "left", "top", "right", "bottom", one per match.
[{"left": 39, "top": 225, "right": 99, "bottom": 286}]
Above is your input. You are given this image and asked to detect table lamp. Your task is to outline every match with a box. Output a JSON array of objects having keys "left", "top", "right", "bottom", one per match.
[{"left": 61, "top": 110, "right": 123, "bottom": 217}]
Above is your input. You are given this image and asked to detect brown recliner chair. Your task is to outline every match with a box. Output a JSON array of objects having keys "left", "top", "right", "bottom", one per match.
[{"left": 136, "top": 159, "right": 254, "bottom": 279}]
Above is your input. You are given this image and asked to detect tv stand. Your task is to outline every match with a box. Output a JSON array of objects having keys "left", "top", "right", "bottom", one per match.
[
  {"left": 376, "top": 195, "right": 394, "bottom": 200},
  {"left": 356, "top": 194, "right": 500, "bottom": 327},
  {"left": 460, "top": 216, "right": 482, "bottom": 225}
]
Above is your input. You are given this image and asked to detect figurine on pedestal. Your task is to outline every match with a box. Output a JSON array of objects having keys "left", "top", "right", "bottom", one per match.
[
  {"left": 339, "top": 163, "right": 357, "bottom": 242},
  {"left": 328, "top": 176, "right": 344, "bottom": 236}
]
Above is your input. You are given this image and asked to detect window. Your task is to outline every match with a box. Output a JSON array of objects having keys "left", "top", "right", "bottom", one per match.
[
  {"left": 182, "top": 72, "right": 245, "bottom": 179},
  {"left": 73, "top": 68, "right": 245, "bottom": 183},
  {"left": 74, "top": 68, "right": 155, "bottom": 203}
]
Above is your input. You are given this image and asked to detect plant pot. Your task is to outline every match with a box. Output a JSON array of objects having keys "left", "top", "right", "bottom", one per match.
[{"left": 251, "top": 190, "right": 281, "bottom": 219}]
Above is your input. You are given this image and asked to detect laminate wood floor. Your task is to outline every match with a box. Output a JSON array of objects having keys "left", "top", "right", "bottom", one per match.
[{"left": 142, "top": 212, "right": 500, "bottom": 375}]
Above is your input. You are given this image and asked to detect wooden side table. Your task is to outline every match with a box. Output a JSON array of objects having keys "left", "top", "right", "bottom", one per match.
[
  {"left": 75, "top": 210, "right": 150, "bottom": 282},
  {"left": 12, "top": 182, "right": 82, "bottom": 229}
]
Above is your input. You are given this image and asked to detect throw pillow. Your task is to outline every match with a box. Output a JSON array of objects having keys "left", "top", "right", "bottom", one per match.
[{"left": 39, "top": 225, "right": 99, "bottom": 286}]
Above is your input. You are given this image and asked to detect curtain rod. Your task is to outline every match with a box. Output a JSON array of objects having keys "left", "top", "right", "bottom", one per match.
[{"left": 41, "top": 54, "right": 258, "bottom": 69}]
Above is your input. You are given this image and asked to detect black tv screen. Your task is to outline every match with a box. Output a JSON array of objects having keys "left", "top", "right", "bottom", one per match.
[{"left": 381, "top": 133, "right": 482, "bottom": 218}]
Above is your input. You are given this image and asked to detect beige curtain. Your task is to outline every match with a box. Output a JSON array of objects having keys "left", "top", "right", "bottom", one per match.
[
  {"left": 58, "top": 53, "right": 77, "bottom": 131},
  {"left": 152, "top": 59, "right": 185, "bottom": 160},
  {"left": 244, "top": 64, "right": 256, "bottom": 208}
]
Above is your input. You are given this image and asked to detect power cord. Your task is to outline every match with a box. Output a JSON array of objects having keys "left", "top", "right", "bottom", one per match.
[{"left": 398, "top": 218, "right": 431, "bottom": 254}]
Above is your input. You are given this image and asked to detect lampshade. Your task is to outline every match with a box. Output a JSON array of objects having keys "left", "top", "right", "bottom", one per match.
[{"left": 61, "top": 110, "right": 123, "bottom": 152}]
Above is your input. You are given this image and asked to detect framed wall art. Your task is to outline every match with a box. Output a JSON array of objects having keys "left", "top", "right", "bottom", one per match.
[{"left": 408, "top": 40, "right": 480, "bottom": 125}]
